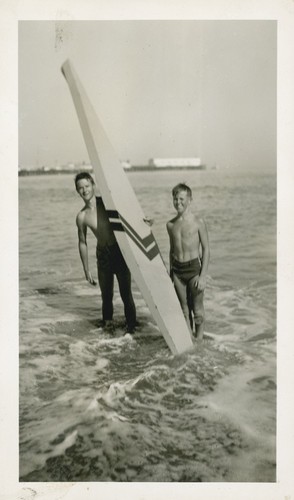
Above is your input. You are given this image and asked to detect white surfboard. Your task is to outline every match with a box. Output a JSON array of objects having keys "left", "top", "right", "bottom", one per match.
[{"left": 61, "top": 59, "right": 193, "bottom": 355}]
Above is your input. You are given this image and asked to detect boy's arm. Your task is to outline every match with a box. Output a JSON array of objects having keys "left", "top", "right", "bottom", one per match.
[
  {"left": 197, "top": 218, "right": 210, "bottom": 291},
  {"left": 76, "top": 213, "right": 97, "bottom": 286},
  {"left": 166, "top": 221, "right": 174, "bottom": 278}
]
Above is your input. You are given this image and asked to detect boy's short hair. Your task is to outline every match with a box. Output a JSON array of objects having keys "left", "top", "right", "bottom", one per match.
[
  {"left": 172, "top": 183, "right": 192, "bottom": 198},
  {"left": 74, "top": 172, "right": 95, "bottom": 190}
]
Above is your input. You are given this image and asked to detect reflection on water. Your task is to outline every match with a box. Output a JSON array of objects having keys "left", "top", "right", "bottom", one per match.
[{"left": 19, "top": 170, "right": 276, "bottom": 481}]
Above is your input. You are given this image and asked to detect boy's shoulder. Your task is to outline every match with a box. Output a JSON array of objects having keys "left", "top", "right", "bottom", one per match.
[
  {"left": 76, "top": 206, "right": 87, "bottom": 225},
  {"left": 193, "top": 214, "right": 207, "bottom": 228},
  {"left": 193, "top": 213, "right": 202, "bottom": 223},
  {"left": 167, "top": 215, "right": 178, "bottom": 226}
]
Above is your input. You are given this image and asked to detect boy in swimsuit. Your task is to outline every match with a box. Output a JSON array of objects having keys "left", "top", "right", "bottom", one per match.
[
  {"left": 166, "top": 183, "right": 210, "bottom": 340},
  {"left": 75, "top": 172, "right": 137, "bottom": 333}
]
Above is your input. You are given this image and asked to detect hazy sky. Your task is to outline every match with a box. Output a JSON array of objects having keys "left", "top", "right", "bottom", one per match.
[{"left": 19, "top": 20, "right": 276, "bottom": 170}]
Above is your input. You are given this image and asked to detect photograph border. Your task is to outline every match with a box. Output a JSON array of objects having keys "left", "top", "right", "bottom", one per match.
[{"left": 1, "top": 1, "right": 293, "bottom": 499}]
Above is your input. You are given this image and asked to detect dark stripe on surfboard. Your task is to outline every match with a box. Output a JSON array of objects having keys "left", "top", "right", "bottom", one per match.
[
  {"left": 107, "top": 210, "right": 159, "bottom": 260},
  {"left": 110, "top": 222, "right": 124, "bottom": 232},
  {"left": 107, "top": 210, "right": 155, "bottom": 249},
  {"left": 119, "top": 213, "right": 156, "bottom": 250},
  {"left": 107, "top": 209, "right": 120, "bottom": 219}
]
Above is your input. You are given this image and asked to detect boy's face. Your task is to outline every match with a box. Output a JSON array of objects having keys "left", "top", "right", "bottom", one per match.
[
  {"left": 76, "top": 178, "right": 95, "bottom": 202},
  {"left": 173, "top": 190, "right": 191, "bottom": 214}
]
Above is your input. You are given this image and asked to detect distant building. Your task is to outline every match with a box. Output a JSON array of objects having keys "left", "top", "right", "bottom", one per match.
[
  {"left": 60, "top": 162, "right": 76, "bottom": 171},
  {"left": 78, "top": 163, "right": 93, "bottom": 171},
  {"left": 121, "top": 160, "right": 132, "bottom": 169},
  {"left": 149, "top": 157, "right": 202, "bottom": 168}
]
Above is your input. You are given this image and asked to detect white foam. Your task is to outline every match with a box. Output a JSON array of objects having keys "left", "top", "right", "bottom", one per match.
[
  {"left": 51, "top": 430, "right": 78, "bottom": 458},
  {"left": 95, "top": 357, "right": 109, "bottom": 370}
]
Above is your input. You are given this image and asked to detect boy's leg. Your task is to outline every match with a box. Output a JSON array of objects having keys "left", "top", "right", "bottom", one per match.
[
  {"left": 116, "top": 268, "right": 137, "bottom": 332},
  {"left": 173, "top": 273, "right": 193, "bottom": 333},
  {"left": 187, "top": 290, "right": 195, "bottom": 333},
  {"left": 110, "top": 244, "right": 136, "bottom": 331},
  {"left": 97, "top": 257, "right": 114, "bottom": 324},
  {"left": 189, "top": 283, "right": 205, "bottom": 340}
]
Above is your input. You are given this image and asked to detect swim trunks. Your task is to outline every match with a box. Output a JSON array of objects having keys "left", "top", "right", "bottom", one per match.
[{"left": 172, "top": 258, "right": 201, "bottom": 285}]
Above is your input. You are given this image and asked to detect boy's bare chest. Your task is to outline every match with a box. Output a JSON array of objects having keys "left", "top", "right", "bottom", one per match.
[
  {"left": 84, "top": 209, "right": 97, "bottom": 231},
  {"left": 172, "top": 218, "right": 198, "bottom": 239}
]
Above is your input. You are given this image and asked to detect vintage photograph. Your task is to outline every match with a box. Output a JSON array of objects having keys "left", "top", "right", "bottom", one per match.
[{"left": 18, "top": 20, "right": 276, "bottom": 482}]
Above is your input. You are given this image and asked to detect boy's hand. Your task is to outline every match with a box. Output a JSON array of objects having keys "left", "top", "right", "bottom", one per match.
[
  {"left": 85, "top": 270, "right": 97, "bottom": 286},
  {"left": 192, "top": 275, "right": 206, "bottom": 291},
  {"left": 143, "top": 216, "right": 154, "bottom": 226},
  {"left": 197, "top": 275, "right": 206, "bottom": 291}
]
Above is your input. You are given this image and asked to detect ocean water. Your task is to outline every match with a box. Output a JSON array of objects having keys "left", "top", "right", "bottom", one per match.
[{"left": 19, "top": 169, "right": 276, "bottom": 482}]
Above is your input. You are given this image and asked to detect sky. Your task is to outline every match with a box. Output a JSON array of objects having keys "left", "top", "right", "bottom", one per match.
[{"left": 19, "top": 20, "right": 276, "bottom": 171}]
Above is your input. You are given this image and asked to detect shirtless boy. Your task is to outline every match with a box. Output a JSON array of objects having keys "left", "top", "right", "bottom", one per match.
[
  {"left": 75, "top": 172, "right": 136, "bottom": 333},
  {"left": 166, "top": 183, "right": 210, "bottom": 340}
]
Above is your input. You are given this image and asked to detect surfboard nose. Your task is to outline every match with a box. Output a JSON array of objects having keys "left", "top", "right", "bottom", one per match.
[{"left": 61, "top": 59, "right": 73, "bottom": 78}]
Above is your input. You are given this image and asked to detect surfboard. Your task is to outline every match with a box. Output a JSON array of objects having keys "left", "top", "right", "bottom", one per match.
[{"left": 61, "top": 59, "right": 194, "bottom": 355}]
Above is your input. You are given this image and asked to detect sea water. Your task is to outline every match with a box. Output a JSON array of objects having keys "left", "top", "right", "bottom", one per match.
[{"left": 19, "top": 169, "right": 276, "bottom": 482}]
